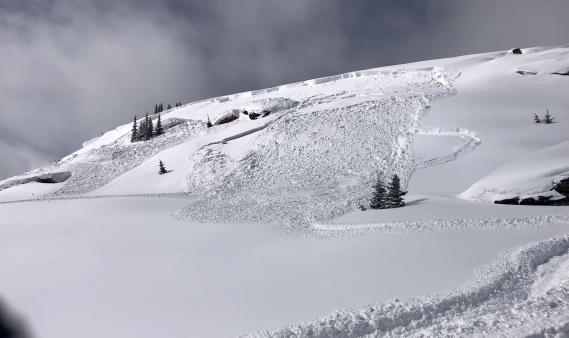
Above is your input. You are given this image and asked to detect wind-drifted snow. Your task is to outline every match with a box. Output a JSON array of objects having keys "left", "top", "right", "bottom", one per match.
[
  {"left": 248, "top": 235, "right": 569, "bottom": 338},
  {"left": 460, "top": 141, "right": 569, "bottom": 202}
]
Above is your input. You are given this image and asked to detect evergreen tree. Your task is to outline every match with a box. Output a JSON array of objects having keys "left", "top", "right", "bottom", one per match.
[
  {"left": 544, "top": 109, "right": 554, "bottom": 124},
  {"left": 159, "top": 160, "right": 167, "bottom": 175},
  {"left": 155, "top": 113, "right": 163, "bottom": 135},
  {"left": 143, "top": 113, "right": 151, "bottom": 140},
  {"left": 387, "top": 174, "right": 407, "bottom": 208},
  {"left": 158, "top": 102, "right": 163, "bottom": 113},
  {"left": 167, "top": 104, "right": 172, "bottom": 110},
  {"left": 131, "top": 115, "right": 138, "bottom": 142},
  {"left": 154, "top": 104, "right": 159, "bottom": 114},
  {"left": 534, "top": 113, "right": 541, "bottom": 123},
  {"left": 147, "top": 115, "right": 154, "bottom": 139},
  {"left": 138, "top": 120, "right": 146, "bottom": 140},
  {"left": 369, "top": 176, "right": 387, "bottom": 209}
]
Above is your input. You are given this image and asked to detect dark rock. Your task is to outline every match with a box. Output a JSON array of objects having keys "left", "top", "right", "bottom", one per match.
[
  {"left": 512, "top": 48, "right": 523, "bottom": 54},
  {"left": 216, "top": 114, "right": 238, "bottom": 125},
  {"left": 516, "top": 70, "right": 537, "bottom": 76},
  {"left": 35, "top": 177, "right": 57, "bottom": 184},
  {"left": 494, "top": 197, "right": 520, "bottom": 205},
  {"left": 519, "top": 197, "right": 536, "bottom": 205},
  {"left": 249, "top": 112, "right": 261, "bottom": 120},
  {"left": 554, "top": 178, "right": 569, "bottom": 198},
  {"left": 241, "top": 110, "right": 249, "bottom": 115},
  {"left": 262, "top": 110, "right": 271, "bottom": 117},
  {"left": 520, "top": 196, "right": 554, "bottom": 205},
  {"left": 496, "top": 194, "right": 567, "bottom": 206}
]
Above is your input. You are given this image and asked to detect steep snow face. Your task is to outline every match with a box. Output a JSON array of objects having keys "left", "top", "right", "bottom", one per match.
[
  {"left": 0, "top": 65, "right": 457, "bottom": 225},
  {"left": 1, "top": 45, "right": 568, "bottom": 213}
]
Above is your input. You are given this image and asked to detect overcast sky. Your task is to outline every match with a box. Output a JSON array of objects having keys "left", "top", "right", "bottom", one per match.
[{"left": 1, "top": 0, "right": 568, "bottom": 179}]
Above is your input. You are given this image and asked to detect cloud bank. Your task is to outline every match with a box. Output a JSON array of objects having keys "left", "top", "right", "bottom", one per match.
[{"left": 0, "top": 0, "right": 568, "bottom": 179}]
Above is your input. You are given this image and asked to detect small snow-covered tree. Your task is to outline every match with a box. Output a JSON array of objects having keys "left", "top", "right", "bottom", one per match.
[
  {"left": 155, "top": 114, "right": 163, "bottom": 135},
  {"left": 131, "top": 115, "right": 138, "bottom": 142},
  {"left": 533, "top": 113, "right": 541, "bottom": 123},
  {"left": 370, "top": 176, "right": 387, "bottom": 209},
  {"left": 544, "top": 110, "right": 554, "bottom": 124},
  {"left": 159, "top": 160, "right": 167, "bottom": 175},
  {"left": 387, "top": 174, "right": 407, "bottom": 208}
]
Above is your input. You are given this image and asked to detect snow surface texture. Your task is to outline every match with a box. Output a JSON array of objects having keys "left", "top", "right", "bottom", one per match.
[
  {"left": 0, "top": 117, "right": 206, "bottom": 196},
  {"left": 461, "top": 141, "right": 569, "bottom": 202},
  {"left": 0, "top": 197, "right": 567, "bottom": 338},
  {"left": 1, "top": 45, "right": 569, "bottom": 338},
  {"left": 314, "top": 214, "right": 569, "bottom": 236},
  {"left": 248, "top": 234, "right": 569, "bottom": 338},
  {"left": 414, "top": 127, "right": 480, "bottom": 169},
  {"left": 174, "top": 69, "right": 457, "bottom": 227},
  {"left": 0, "top": 66, "right": 458, "bottom": 228},
  {"left": 3, "top": 46, "right": 568, "bottom": 210}
]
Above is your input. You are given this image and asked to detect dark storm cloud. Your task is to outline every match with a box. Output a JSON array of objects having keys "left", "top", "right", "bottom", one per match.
[{"left": 1, "top": 0, "right": 568, "bottom": 179}]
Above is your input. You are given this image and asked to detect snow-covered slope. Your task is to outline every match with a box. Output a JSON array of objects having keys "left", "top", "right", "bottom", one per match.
[
  {"left": 1, "top": 45, "right": 569, "bottom": 338},
  {"left": 404, "top": 46, "right": 569, "bottom": 200},
  {"left": 461, "top": 141, "right": 569, "bottom": 202},
  {"left": 2, "top": 46, "right": 568, "bottom": 216}
]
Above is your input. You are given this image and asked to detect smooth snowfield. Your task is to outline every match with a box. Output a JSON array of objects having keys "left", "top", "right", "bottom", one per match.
[
  {"left": 0, "top": 197, "right": 567, "bottom": 338},
  {"left": 406, "top": 46, "right": 569, "bottom": 198},
  {"left": 253, "top": 234, "right": 569, "bottom": 338}
]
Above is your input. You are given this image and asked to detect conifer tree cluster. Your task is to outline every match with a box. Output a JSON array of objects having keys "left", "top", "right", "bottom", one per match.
[
  {"left": 369, "top": 174, "right": 407, "bottom": 209},
  {"left": 131, "top": 113, "right": 163, "bottom": 142},
  {"left": 154, "top": 102, "right": 182, "bottom": 114},
  {"left": 534, "top": 109, "right": 555, "bottom": 124},
  {"left": 154, "top": 103, "right": 164, "bottom": 114}
]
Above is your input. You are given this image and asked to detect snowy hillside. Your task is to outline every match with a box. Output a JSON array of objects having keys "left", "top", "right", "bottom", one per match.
[
  {"left": 2, "top": 45, "right": 568, "bottom": 213},
  {"left": 1, "top": 45, "right": 569, "bottom": 337}
]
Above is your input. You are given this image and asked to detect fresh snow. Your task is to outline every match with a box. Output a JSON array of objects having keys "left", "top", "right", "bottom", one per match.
[
  {"left": 461, "top": 141, "right": 569, "bottom": 202},
  {"left": 0, "top": 197, "right": 567, "bottom": 338},
  {"left": 250, "top": 234, "right": 569, "bottom": 338},
  {"left": 0, "top": 45, "right": 569, "bottom": 337}
]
